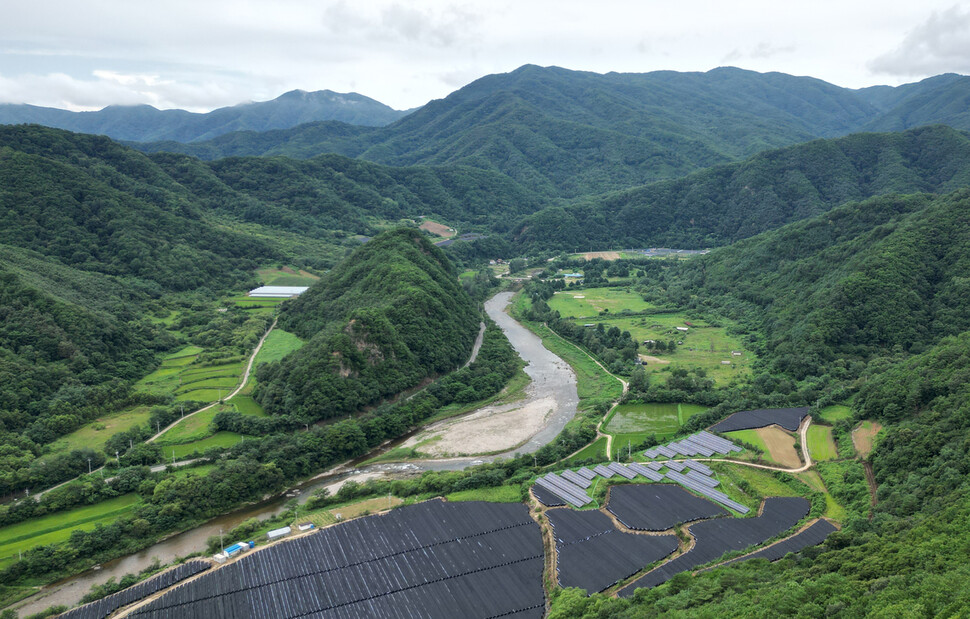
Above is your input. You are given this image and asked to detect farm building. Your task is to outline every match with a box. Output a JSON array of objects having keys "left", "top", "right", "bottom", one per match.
[
  {"left": 248, "top": 286, "right": 310, "bottom": 297},
  {"left": 563, "top": 273, "right": 583, "bottom": 278},
  {"left": 676, "top": 326, "right": 689, "bottom": 332}
]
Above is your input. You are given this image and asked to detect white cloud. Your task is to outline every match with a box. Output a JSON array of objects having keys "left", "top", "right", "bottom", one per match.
[
  {"left": 869, "top": 5, "right": 970, "bottom": 76},
  {"left": 0, "top": 0, "right": 964, "bottom": 112}
]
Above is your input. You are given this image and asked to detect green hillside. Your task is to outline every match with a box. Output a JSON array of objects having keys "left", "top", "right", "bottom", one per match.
[
  {"left": 130, "top": 66, "right": 970, "bottom": 200},
  {"left": 254, "top": 229, "right": 481, "bottom": 421},
  {"left": 513, "top": 125, "right": 970, "bottom": 251}
]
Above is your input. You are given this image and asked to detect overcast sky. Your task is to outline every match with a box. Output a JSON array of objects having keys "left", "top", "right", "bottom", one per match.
[{"left": 2, "top": 1, "right": 969, "bottom": 112}]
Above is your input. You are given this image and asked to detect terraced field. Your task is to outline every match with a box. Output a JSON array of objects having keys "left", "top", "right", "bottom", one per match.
[{"left": 545, "top": 287, "right": 751, "bottom": 384}]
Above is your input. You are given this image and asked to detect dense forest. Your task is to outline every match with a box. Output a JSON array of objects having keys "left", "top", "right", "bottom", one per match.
[
  {"left": 512, "top": 125, "right": 970, "bottom": 251},
  {"left": 129, "top": 67, "right": 970, "bottom": 198},
  {"left": 254, "top": 229, "right": 481, "bottom": 422}
]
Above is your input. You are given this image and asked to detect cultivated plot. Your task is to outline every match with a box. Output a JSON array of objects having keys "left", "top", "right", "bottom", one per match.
[
  {"left": 546, "top": 508, "right": 678, "bottom": 593},
  {"left": 129, "top": 500, "right": 545, "bottom": 619},
  {"left": 606, "top": 485, "right": 727, "bottom": 531},
  {"left": 618, "top": 497, "right": 810, "bottom": 594},
  {"left": 605, "top": 402, "right": 708, "bottom": 442}
]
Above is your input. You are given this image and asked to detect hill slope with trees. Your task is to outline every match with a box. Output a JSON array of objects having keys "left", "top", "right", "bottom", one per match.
[
  {"left": 512, "top": 125, "right": 970, "bottom": 251},
  {"left": 132, "top": 66, "right": 970, "bottom": 198},
  {"left": 254, "top": 229, "right": 481, "bottom": 422}
]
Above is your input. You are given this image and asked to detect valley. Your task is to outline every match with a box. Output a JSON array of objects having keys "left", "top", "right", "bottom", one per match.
[{"left": 2, "top": 61, "right": 970, "bottom": 618}]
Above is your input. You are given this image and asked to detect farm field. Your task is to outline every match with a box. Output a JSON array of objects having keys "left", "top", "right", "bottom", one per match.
[
  {"left": 547, "top": 287, "right": 653, "bottom": 317},
  {"left": 604, "top": 402, "right": 708, "bottom": 445},
  {"left": 0, "top": 495, "right": 140, "bottom": 569},
  {"left": 566, "top": 437, "right": 608, "bottom": 464},
  {"left": 155, "top": 404, "right": 232, "bottom": 445},
  {"left": 546, "top": 287, "right": 751, "bottom": 384},
  {"left": 852, "top": 420, "right": 883, "bottom": 458},
  {"left": 446, "top": 485, "right": 523, "bottom": 503},
  {"left": 256, "top": 266, "right": 320, "bottom": 287},
  {"left": 819, "top": 405, "right": 852, "bottom": 423},
  {"left": 45, "top": 405, "right": 153, "bottom": 456},
  {"left": 252, "top": 329, "right": 303, "bottom": 368},
  {"left": 167, "top": 432, "right": 243, "bottom": 459},
  {"left": 726, "top": 427, "right": 801, "bottom": 468},
  {"left": 228, "top": 394, "right": 267, "bottom": 416},
  {"left": 136, "top": 345, "right": 246, "bottom": 403},
  {"left": 418, "top": 219, "right": 456, "bottom": 238},
  {"left": 807, "top": 425, "right": 839, "bottom": 461}
]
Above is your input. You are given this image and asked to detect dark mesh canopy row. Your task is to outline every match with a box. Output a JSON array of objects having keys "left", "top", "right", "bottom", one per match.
[
  {"left": 57, "top": 560, "right": 210, "bottom": 619},
  {"left": 128, "top": 501, "right": 545, "bottom": 619},
  {"left": 546, "top": 508, "right": 678, "bottom": 593},
  {"left": 709, "top": 407, "right": 809, "bottom": 432},
  {"left": 618, "top": 497, "right": 810, "bottom": 595},
  {"left": 606, "top": 484, "right": 727, "bottom": 531},
  {"left": 718, "top": 518, "right": 837, "bottom": 567}
]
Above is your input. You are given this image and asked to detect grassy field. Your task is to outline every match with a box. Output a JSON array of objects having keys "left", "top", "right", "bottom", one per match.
[
  {"left": 228, "top": 394, "right": 268, "bottom": 416},
  {"left": 565, "top": 437, "right": 609, "bottom": 465},
  {"left": 46, "top": 405, "right": 153, "bottom": 455},
  {"left": 547, "top": 288, "right": 653, "bottom": 317},
  {"left": 807, "top": 425, "right": 839, "bottom": 461},
  {"left": 545, "top": 287, "right": 751, "bottom": 385},
  {"left": 256, "top": 266, "right": 320, "bottom": 287},
  {"left": 155, "top": 404, "right": 234, "bottom": 445},
  {"left": 819, "top": 405, "right": 853, "bottom": 423},
  {"left": 446, "top": 485, "right": 523, "bottom": 503},
  {"left": 252, "top": 329, "right": 303, "bottom": 368},
  {"left": 0, "top": 495, "right": 140, "bottom": 569},
  {"left": 167, "top": 432, "right": 243, "bottom": 459},
  {"left": 714, "top": 464, "right": 800, "bottom": 510},
  {"left": 604, "top": 402, "right": 708, "bottom": 445},
  {"left": 797, "top": 471, "right": 845, "bottom": 521},
  {"left": 725, "top": 429, "right": 769, "bottom": 454},
  {"left": 526, "top": 322, "right": 623, "bottom": 409}
]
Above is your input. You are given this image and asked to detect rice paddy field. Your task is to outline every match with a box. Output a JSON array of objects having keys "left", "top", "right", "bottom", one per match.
[
  {"left": 604, "top": 402, "right": 708, "bottom": 445},
  {"left": 545, "top": 287, "right": 752, "bottom": 384},
  {"left": 0, "top": 495, "right": 141, "bottom": 569}
]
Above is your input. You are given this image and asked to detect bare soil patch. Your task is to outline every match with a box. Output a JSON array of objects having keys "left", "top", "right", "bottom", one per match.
[
  {"left": 401, "top": 395, "right": 555, "bottom": 456},
  {"left": 419, "top": 220, "right": 455, "bottom": 238},
  {"left": 639, "top": 354, "right": 671, "bottom": 365},
  {"left": 755, "top": 426, "right": 802, "bottom": 468},
  {"left": 583, "top": 251, "right": 620, "bottom": 260},
  {"left": 852, "top": 421, "right": 883, "bottom": 458}
]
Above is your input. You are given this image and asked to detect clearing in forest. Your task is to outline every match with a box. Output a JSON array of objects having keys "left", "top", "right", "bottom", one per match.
[
  {"left": 852, "top": 420, "right": 883, "bottom": 458},
  {"left": 419, "top": 220, "right": 456, "bottom": 238}
]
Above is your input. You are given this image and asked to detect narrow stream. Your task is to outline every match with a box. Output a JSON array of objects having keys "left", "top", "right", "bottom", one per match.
[{"left": 12, "top": 290, "right": 578, "bottom": 616}]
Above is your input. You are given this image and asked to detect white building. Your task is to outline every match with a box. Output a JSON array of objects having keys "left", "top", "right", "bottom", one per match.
[{"left": 248, "top": 286, "right": 310, "bottom": 298}]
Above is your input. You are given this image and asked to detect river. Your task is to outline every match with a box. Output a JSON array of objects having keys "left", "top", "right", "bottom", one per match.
[{"left": 11, "top": 290, "right": 578, "bottom": 616}]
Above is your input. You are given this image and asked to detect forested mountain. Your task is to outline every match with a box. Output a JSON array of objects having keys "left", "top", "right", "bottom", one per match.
[
  {"left": 253, "top": 229, "right": 481, "bottom": 422},
  {"left": 0, "top": 125, "right": 529, "bottom": 459},
  {"left": 0, "top": 89, "right": 411, "bottom": 143},
  {"left": 132, "top": 66, "right": 970, "bottom": 198},
  {"left": 512, "top": 125, "right": 970, "bottom": 251},
  {"left": 648, "top": 188, "right": 970, "bottom": 381}
]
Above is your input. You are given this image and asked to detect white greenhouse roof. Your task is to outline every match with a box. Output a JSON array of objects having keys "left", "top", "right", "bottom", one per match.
[{"left": 248, "top": 286, "right": 310, "bottom": 297}]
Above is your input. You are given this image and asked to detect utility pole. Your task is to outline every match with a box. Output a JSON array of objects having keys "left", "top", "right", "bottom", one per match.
[
  {"left": 156, "top": 420, "right": 160, "bottom": 434},
  {"left": 180, "top": 402, "right": 185, "bottom": 418},
  {"left": 116, "top": 451, "right": 120, "bottom": 467},
  {"left": 87, "top": 458, "right": 92, "bottom": 475},
  {"left": 219, "top": 528, "right": 224, "bottom": 553},
  {"left": 172, "top": 450, "right": 176, "bottom": 466}
]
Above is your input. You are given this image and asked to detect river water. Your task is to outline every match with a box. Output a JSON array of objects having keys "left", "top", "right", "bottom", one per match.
[{"left": 12, "top": 290, "right": 578, "bottom": 616}]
